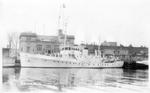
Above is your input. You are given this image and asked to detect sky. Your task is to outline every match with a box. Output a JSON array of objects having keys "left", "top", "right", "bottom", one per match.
[{"left": 0, "top": 0, "right": 150, "bottom": 48}]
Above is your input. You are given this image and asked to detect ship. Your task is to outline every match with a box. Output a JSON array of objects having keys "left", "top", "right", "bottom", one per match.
[
  {"left": 19, "top": 2, "right": 124, "bottom": 68},
  {"left": 20, "top": 45, "right": 124, "bottom": 68}
]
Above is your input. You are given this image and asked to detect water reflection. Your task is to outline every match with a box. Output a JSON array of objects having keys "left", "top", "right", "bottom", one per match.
[{"left": 3, "top": 67, "right": 149, "bottom": 92}]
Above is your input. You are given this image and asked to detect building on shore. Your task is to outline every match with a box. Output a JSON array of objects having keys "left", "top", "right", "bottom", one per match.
[
  {"left": 19, "top": 30, "right": 148, "bottom": 61},
  {"left": 101, "top": 41, "right": 117, "bottom": 46},
  {"left": 127, "top": 45, "right": 148, "bottom": 61},
  {"left": 19, "top": 30, "right": 75, "bottom": 54},
  {"left": 82, "top": 41, "right": 148, "bottom": 61}
]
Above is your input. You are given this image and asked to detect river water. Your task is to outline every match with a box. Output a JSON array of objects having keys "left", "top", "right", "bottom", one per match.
[{"left": 2, "top": 67, "right": 149, "bottom": 93}]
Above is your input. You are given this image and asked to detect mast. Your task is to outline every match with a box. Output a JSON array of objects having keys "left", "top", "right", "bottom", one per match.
[
  {"left": 98, "top": 36, "right": 101, "bottom": 57},
  {"left": 57, "top": 0, "right": 68, "bottom": 47},
  {"left": 57, "top": 0, "right": 62, "bottom": 31},
  {"left": 64, "top": 20, "right": 67, "bottom": 47},
  {"left": 57, "top": 0, "right": 66, "bottom": 31},
  {"left": 63, "top": 17, "right": 69, "bottom": 47}
]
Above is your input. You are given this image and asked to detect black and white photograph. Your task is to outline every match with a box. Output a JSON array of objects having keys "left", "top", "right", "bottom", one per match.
[{"left": 1, "top": 0, "right": 149, "bottom": 93}]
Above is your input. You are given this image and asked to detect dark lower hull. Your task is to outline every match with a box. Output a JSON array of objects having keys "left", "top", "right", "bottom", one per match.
[{"left": 123, "top": 61, "right": 148, "bottom": 70}]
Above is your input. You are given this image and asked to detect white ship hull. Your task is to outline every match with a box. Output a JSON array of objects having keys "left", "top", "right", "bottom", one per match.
[{"left": 20, "top": 52, "right": 124, "bottom": 68}]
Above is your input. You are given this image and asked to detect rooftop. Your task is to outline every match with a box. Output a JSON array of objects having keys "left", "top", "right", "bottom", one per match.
[
  {"left": 20, "top": 32, "right": 37, "bottom": 38},
  {"left": 37, "top": 35, "right": 58, "bottom": 42}
]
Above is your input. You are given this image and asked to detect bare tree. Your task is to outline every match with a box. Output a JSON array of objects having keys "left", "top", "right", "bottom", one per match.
[
  {"left": 7, "top": 32, "right": 19, "bottom": 57},
  {"left": 7, "top": 33, "right": 13, "bottom": 48}
]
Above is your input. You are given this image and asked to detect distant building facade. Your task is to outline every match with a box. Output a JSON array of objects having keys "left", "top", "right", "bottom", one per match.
[
  {"left": 101, "top": 41, "right": 117, "bottom": 46},
  {"left": 83, "top": 43, "right": 148, "bottom": 61},
  {"left": 100, "top": 46, "right": 129, "bottom": 60},
  {"left": 127, "top": 45, "right": 148, "bottom": 60},
  {"left": 85, "top": 44, "right": 129, "bottom": 59},
  {"left": 19, "top": 30, "right": 75, "bottom": 54}
]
